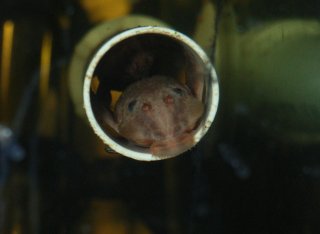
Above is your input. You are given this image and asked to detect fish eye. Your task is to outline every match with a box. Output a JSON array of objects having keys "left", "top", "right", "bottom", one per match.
[
  {"left": 172, "top": 87, "right": 184, "bottom": 96},
  {"left": 128, "top": 100, "right": 137, "bottom": 112}
]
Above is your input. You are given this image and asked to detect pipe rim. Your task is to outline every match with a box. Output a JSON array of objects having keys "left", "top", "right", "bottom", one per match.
[{"left": 83, "top": 26, "right": 219, "bottom": 161}]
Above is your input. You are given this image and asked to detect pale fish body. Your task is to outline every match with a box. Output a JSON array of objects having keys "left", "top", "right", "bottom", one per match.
[{"left": 114, "top": 75, "right": 204, "bottom": 158}]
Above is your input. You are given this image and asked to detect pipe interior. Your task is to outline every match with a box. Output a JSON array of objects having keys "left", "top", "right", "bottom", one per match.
[{"left": 88, "top": 33, "right": 208, "bottom": 153}]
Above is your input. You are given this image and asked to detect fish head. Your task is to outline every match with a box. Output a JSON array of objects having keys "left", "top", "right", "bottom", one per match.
[{"left": 114, "top": 75, "right": 204, "bottom": 156}]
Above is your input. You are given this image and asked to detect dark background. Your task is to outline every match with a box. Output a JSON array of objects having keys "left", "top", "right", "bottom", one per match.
[{"left": 0, "top": 0, "right": 320, "bottom": 233}]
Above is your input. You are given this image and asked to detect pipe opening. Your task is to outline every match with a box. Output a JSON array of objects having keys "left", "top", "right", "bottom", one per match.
[{"left": 83, "top": 27, "right": 218, "bottom": 160}]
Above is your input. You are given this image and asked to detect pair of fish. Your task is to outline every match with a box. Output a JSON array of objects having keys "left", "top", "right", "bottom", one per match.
[{"left": 105, "top": 75, "right": 204, "bottom": 158}]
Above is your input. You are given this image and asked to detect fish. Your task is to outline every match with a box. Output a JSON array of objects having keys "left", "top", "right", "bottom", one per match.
[{"left": 108, "top": 75, "right": 204, "bottom": 158}]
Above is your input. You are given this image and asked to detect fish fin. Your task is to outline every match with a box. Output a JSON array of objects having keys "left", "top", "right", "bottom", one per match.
[{"left": 102, "top": 110, "right": 119, "bottom": 133}]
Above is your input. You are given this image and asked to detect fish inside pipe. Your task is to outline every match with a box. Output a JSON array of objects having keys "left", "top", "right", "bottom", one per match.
[{"left": 105, "top": 75, "right": 204, "bottom": 158}]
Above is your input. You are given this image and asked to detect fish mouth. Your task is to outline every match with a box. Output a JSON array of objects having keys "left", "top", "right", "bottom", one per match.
[
  {"left": 130, "top": 138, "right": 153, "bottom": 148},
  {"left": 130, "top": 126, "right": 196, "bottom": 148},
  {"left": 149, "top": 132, "right": 196, "bottom": 158}
]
